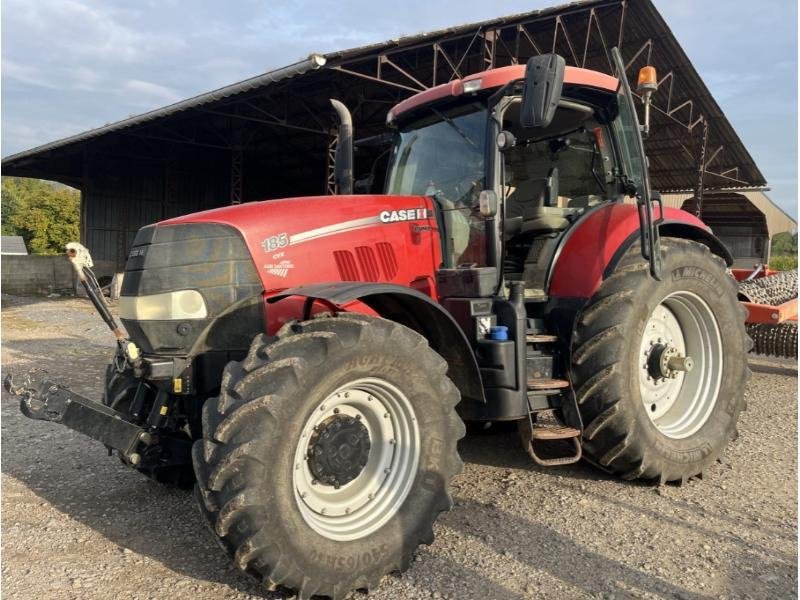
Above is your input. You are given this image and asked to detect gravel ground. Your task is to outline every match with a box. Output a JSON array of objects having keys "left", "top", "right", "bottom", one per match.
[{"left": 1, "top": 294, "right": 797, "bottom": 600}]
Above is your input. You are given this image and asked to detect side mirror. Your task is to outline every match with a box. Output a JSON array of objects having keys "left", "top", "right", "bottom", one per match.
[
  {"left": 636, "top": 65, "right": 658, "bottom": 137},
  {"left": 478, "top": 190, "right": 498, "bottom": 218},
  {"left": 520, "top": 54, "right": 565, "bottom": 129}
]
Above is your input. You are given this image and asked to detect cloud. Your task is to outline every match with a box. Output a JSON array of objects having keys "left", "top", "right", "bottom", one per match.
[
  {"left": 1, "top": 119, "right": 88, "bottom": 155},
  {"left": 1, "top": 0, "right": 796, "bottom": 217},
  {"left": 122, "top": 79, "right": 181, "bottom": 105},
  {"left": 1, "top": 59, "right": 57, "bottom": 89}
]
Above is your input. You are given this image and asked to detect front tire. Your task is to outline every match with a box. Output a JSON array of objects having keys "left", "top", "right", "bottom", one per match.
[
  {"left": 571, "top": 239, "right": 749, "bottom": 483},
  {"left": 192, "top": 314, "right": 464, "bottom": 599}
]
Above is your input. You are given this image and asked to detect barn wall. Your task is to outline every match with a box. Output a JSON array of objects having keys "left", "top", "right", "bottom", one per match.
[
  {"left": 662, "top": 191, "right": 797, "bottom": 236},
  {"left": 82, "top": 155, "right": 230, "bottom": 270},
  {"left": 1, "top": 255, "right": 75, "bottom": 295}
]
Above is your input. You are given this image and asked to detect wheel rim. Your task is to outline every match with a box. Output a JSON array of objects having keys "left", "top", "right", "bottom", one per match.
[
  {"left": 293, "top": 377, "right": 420, "bottom": 541},
  {"left": 638, "top": 291, "right": 723, "bottom": 439}
]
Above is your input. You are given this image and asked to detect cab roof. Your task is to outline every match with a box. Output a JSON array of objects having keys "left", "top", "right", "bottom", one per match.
[{"left": 388, "top": 65, "right": 618, "bottom": 123}]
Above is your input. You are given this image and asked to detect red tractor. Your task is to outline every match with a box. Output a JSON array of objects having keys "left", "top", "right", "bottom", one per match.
[{"left": 8, "top": 49, "right": 748, "bottom": 598}]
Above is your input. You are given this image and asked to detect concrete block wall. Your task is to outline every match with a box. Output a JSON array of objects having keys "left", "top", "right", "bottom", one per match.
[{"left": 1, "top": 255, "right": 77, "bottom": 295}]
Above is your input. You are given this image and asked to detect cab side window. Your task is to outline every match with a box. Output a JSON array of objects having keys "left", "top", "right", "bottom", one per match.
[{"left": 613, "top": 95, "right": 645, "bottom": 193}]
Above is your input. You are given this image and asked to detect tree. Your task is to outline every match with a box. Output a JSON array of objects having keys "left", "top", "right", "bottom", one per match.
[
  {"left": 1, "top": 177, "right": 80, "bottom": 255},
  {"left": 771, "top": 231, "right": 798, "bottom": 257}
]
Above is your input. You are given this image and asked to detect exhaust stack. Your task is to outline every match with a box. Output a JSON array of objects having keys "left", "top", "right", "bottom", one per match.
[{"left": 330, "top": 99, "right": 353, "bottom": 195}]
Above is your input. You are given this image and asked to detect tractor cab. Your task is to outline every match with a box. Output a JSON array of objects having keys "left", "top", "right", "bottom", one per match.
[{"left": 384, "top": 54, "right": 658, "bottom": 292}]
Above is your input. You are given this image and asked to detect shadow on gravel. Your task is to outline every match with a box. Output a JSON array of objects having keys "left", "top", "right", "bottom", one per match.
[
  {"left": 722, "top": 544, "right": 797, "bottom": 599},
  {"left": 1, "top": 386, "right": 272, "bottom": 597},
  {"left": 459, "top": 428, "right": 618, "bottom": 483},
  {"left": 461, "top": 425, "right": 795, "bottom": 527},
  {"left": 2, "top": 461, "right": 273, "bottom": 597},
  {"left": 2, "top": 432, "right": 528, "bottom": 600},
  {"left": 559, "top": 481, "right": 795, "bottom": 559},
  {"left": 450, "top": 497, "right": 714, "bottom": 600},
  {"left": 747, "top": 361, "right": 798, "bottom": 377}
]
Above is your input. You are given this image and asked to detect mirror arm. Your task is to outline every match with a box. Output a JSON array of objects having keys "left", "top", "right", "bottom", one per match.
[{"left": 611, "top": 47, "right": 661, "bottom": 280}]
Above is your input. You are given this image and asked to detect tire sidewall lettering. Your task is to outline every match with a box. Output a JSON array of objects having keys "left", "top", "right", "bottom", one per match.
[
  {"left": 627, "top": 250, "right": 743, "bottom": 459},
  {"left": 308, "top": 544, "right": 388, "bottom": 572},
  {"left": 670, "top": 265, "right": 724, "bottom": 298}
]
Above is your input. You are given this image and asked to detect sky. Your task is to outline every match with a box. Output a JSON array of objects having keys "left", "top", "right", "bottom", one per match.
[{"left": 1, "top": 0, "right": 797, "bottom": 217}]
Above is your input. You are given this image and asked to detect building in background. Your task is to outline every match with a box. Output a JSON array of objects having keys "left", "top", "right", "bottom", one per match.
[
  {"left": 1, "top": 236, "right": 28, "bottom": 256},
  {"left": 662, "top": 191, "right": 797, "bottom": 268},
  {"left": 1, "top": 0, "right": 785, "bottom": 278}
]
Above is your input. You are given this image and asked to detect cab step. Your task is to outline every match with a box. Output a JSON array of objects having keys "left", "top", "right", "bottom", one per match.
[
  {"left": 518, "top": 410, "right": 582, "bottom": 467},
  {"left": 527, "top": 377, "right": 570, "bottom": 390},
  {"left": 530, "top": 423, "right": 581, "bottom": 440},
  {"left": 526, "top": 333, "right": 558, "bottom": 343}
]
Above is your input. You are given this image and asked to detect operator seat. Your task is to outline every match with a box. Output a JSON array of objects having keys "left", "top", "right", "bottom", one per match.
[
  {"left": 519, "top": 206, "right": 571, "bottom": 235},
  {"left": 504, "top": 167, "right": 577, "bottom": 292},
  {"left": 505, "top": 168, "right": 572, "bottom": 237}
]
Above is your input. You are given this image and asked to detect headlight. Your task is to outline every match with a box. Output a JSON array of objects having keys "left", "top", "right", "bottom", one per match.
[{"left": 119, "top": 290, "right": 208, "bottom": 321}]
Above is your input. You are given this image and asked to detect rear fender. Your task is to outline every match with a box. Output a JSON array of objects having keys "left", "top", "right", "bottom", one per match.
[
  {"left": 548, "top": 203, "right": 731, "bottom": 300},
  {"left": 267, "top": 283, "right": 485, "bottom": 403}
]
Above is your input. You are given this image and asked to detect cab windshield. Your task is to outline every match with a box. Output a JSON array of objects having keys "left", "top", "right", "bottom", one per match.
[
  {"left": 386, "top": 104, "right": 487, "bottom": 208},
  {"left": 386, "top": 104, "right": 489, "bottom": 267}
]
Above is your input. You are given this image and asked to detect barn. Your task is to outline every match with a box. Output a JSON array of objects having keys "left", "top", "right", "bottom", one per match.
[{"left": 2, "top": 0, "right": 788, "bottom": 277}]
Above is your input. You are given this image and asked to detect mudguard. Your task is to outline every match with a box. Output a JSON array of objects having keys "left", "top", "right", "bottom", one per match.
[
  {"left": 547, "top": 203, "right": 732, "bottom": 300},
  {"left": 267, "top": 282, "right": 485, "bottom": 403}
]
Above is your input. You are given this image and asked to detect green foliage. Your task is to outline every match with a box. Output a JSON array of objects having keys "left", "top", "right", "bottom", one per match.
[
  {"left": 769, "top": 231, "right": 798, "bottom": 270},
  {"left": 771, "top": 231, "right": 798, "bottom": 256},
  {"left": 1, "top": 177, "right": 80, "bottom": 255},
  {"left": 769, "top": 254, "right": 798, "bottom": 271}
]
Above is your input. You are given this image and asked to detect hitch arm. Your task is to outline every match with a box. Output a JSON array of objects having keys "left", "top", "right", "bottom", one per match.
[{"left": 5, "top": 373, "right": 151, "bottom": 464}]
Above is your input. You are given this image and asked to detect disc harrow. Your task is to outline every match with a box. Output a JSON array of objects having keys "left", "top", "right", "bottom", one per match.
[
  {"left": 735, "top": 269, "right": 798, "bottom": 359},
  {"left": 738, "top": 270, "right": 797, "bottom": 305},
  {"left": 746, "top": 322, "right": 798, "bottom": 359}
]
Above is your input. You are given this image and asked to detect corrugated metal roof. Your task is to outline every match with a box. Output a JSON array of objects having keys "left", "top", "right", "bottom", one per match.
[
  {"left": 1, "top": 236, "right": 28, "bottom": 255},
  {"left": 1, "top": 55, "right": 327, "bottom": 165},
  {"left": 1, "top": 0, "right": 766, "bottom": 193},
  {"left": 322, "top": 0, "right": 610, "bottom": 63}
]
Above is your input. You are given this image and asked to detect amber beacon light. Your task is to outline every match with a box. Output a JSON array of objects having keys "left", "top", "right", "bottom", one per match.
[{"left": 636, "top": 65, "right": 658, "bottom": 136}]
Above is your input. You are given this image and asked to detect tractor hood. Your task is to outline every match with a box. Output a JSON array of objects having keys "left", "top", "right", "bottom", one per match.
[
  {"left": 120, "top": 194, "right": 442, "bottom": 356},
  {"left": 159, "top": 194, "right": 441, "bottom": 293}
]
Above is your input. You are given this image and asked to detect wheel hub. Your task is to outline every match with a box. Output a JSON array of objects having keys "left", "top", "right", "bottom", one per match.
[
  {"left": 292, "top": 378, "right": 420, "bottom": 541},
  {"left": 647, "top": 343, "right": 694, "bottom": 381},
  {"left": 638, "top": 292, "right": 723, "bottom": 439},
  {"left": 307, "top": 414, "right": 371, "bottom": 488}
]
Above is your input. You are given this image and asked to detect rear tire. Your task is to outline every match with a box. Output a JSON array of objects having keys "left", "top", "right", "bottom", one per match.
[
  {"left": 571, "top": 239, "right": 749, "bottom": 483},
  {"left": 192, "top": 314, "right": 464, "bottom": 599}
]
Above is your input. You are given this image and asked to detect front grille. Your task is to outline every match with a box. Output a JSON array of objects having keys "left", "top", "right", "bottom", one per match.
[{"left": 121, "top": 223, "right": 263, "bottom": 355}]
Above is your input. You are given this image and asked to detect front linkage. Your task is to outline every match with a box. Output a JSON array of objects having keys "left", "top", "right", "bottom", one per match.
[
  {"left": 5, "top": 242, "right": 192, "bottom": 474},
  {"left": 5, "top": 372, "right": 158, "bottom": 467},
  {"left": 5, "top": 349, "right": 193, "bottom": 474}
]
